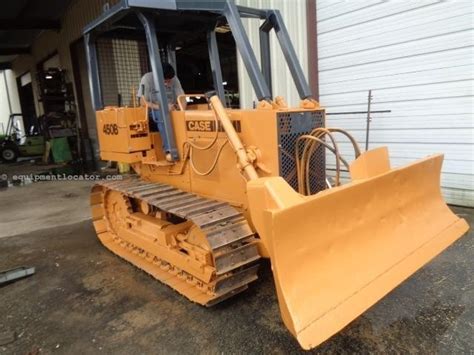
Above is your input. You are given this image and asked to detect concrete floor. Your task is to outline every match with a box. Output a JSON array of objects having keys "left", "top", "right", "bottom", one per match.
[{"left": 0, "top": 180, "right": 472, "bottom": 354}]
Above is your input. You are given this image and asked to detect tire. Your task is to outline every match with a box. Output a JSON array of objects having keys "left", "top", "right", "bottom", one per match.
[{"left": 1, "top": 142, "right": 19, "bottom": 163}]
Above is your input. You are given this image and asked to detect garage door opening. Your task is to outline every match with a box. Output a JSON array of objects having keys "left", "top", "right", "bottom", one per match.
[
  {"left": 91, "top": 32, "right": 238, "bottom": 109},
  {"left": 16, "top": 72, "right": 35, "bottom": 135}
]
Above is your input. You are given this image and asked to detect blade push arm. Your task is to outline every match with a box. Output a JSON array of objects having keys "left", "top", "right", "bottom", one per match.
[{"left": 209, "top": 96, "right": 259, "bottom": 181}]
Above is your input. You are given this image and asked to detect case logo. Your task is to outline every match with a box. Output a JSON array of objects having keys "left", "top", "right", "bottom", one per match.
[{"left": 186, "top": 120, "right": 241, "bottom": 132}]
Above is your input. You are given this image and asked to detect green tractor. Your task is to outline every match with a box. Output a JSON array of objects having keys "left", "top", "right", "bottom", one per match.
[{"left": 0, "top": 114, "right": 45, "bottom": 163}]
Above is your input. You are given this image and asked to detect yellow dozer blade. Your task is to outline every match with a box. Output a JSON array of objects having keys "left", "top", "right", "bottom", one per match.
[{"left": 247, "top": 147, "right": 469, "bottom": 349}]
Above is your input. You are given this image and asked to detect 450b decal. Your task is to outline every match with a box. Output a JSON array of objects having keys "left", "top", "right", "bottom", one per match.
[{"left": 103, "top": 123, "right": 119, "bottom": 135}]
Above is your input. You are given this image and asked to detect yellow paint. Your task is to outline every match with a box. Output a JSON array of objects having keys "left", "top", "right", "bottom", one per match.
[
  {"left": 247, "top": 153, "right": 469, "bottom": 349},
  {"left": 94, "top": 97, "right": 469, "bottom": 349}
]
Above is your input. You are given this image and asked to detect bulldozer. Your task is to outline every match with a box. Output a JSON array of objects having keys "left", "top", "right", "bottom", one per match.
[{"left": 84, "top": 0, "right": 469, "bottom": 349}]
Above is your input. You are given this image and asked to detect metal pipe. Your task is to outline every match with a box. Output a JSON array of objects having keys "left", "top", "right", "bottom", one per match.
[
  {"left": 365, "top": 90, "right": 372, "bottom": 151},
  {"left": 269, "top": 10, "right": 313, "bottom": 100},
  {"left": 209, "top": 96, "right": 259, "bottom": 181},
  {"left": 224, "top": 0, "right": 271, "bottom": 102},
  {"left": 207, "top": 30, "right": 226, "bottom": 105},
  {"left": 2, "top": 70, "right": 12, "bottom": 115},
  {"left": 137, "top": 11, "right": 178, "bottom": 160},
  {"left": 326, "top": 110, "right": 390, "bottom": 115},
  {"left": 84, "top": 33, "right": 103, "bottom": 110},
  {"left": 236, "top": 5, "right": 267, "bottom": 19},
  {"left": 306, "top": 0, "right": 319, "bottom": 101},
  {"left": 259, "top": 19, "right": 272, "bottom": 97}
]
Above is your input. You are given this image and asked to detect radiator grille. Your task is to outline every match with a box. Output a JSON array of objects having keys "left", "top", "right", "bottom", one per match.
[{"left": 277, "top": 111, "right": 325, "bottom": 194}]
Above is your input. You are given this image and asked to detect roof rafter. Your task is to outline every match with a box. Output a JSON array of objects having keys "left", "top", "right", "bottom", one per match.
[
  {"left": 0, "top": 47, "right": 31, "bottom": 55},
  {"left": 0, "top": 20, "right": 61, "bottom": 30}
]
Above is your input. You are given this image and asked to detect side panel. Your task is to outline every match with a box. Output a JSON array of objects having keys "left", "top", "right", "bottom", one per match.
[
  {"left": 95, "top": 106, "right": 325, "bottom": 208},
  {"left": 183, "top": 109, "right": 280, "bottom": 207},
  {"left": 96, "top": 106, "right": 150, "bottom": 154}
]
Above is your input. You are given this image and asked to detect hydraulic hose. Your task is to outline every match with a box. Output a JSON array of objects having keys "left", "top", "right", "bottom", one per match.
[{"left": 296, "top": 127, "right": 361, "bottom": 195}]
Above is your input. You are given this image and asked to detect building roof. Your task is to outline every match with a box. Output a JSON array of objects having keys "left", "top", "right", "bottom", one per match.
[{"left": 0, "top": 0, "right": 74, "bottom": 69}]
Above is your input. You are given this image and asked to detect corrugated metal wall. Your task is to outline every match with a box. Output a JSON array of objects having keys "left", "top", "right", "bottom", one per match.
[
  {"left": 316, "top": 0, "right": 474, "bottom": 206},
  {"left": 236, "top": 0, "right": 309, "bottom": 108}
]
